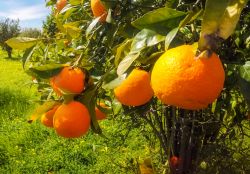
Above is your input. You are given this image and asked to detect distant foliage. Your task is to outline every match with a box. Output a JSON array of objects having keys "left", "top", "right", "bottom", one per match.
[
  {"left": 19, "top": 28, "right": 41, "bottom": 38},
  {"left": 0, "top": 18, "right": 20, "bottom": 58}
]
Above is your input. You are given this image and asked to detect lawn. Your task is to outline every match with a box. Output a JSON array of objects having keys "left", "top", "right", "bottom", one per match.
[{"left": 0, "top": 49, "right": 153, "bottom": 174}]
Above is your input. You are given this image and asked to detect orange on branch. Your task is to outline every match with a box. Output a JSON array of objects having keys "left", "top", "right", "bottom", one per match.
[
  {"left": 95, "top": 102, "right": 108, "bottom": 120},
  {"left": 91, "top": 0, "right": 107, "bottom": 22},
  {"left": 53, "top": 101, "right": 90, "bottom": 138},
  {"left": 56, "top": 0, "right": 67, "bottom": 12},
  {"left": 151, "top": 45, "right": 225, "bottom": 110},
  {"left": 52, "top": 67, "right": 85, "bottom": 94},
  {"left": 114, "top": 69, "right": 154, "bottom": 106},
  {"left": 41, "top": 105, "right": 60, "bottom": 128}
]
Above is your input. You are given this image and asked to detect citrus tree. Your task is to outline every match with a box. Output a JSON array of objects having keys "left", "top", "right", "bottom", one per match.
[{"left": 6, "top": 0, "right": 250, "bottom": 173}]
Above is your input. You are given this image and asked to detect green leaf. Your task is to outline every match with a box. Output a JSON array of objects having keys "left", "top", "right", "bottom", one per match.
[
  {"left": 78, "top": 87, "right": 103, "bottom": 135},
  {"left": 5, "top": 37, "right": 39, "bottom": 50},
  {"left": 69, "top": 0, "right": 83, "bottom": 5},
  {"left": 131, "top": 29, "right": 165, "bottom": 53},
  {"left": 27, "top": 64, "right": 66, "bottom": 79},
  {"left": 102, "top": 74, "right": 127, "bottom": 90},
  {"left": 114, "top": 39, "right": 132, "bottom": 67},
  {"left": 63, "top": 23, "right": 81, "bottom": 38},
  {"left": 86, "top": 17, "right": 101, "bottom": 39},
  {"left": 117, "top": 52, "right": 140, "bottom": 76},
  {"left": 198, "top": 0, "right": 247, "bottom": 51},
  {"left": 22, "top": 46, "right": 36, "bottom": 69},
  {"left": 131, "top": 7, "right": 186, "bottom": 35},
  {"left": 165, "top": 27, "right": 179, "bottom": 50},
  {"left": 239, "top": 61, "right": 250, "bottom": 82},
  {"left": 28, "top": 101, "right": 60, "bottom": 123}
]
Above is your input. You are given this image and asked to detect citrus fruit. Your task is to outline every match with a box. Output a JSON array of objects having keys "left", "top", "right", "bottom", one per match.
[
  {"left": 50, "top": 77, "right": 62, "bottom": 96},
  {"left": 41, "top": 105, "right": 60, "bottom": 128},
  {"left": 91, "top": 0, "right": 107, "bottom": 22},
  {"left": 114, "top": 69, "right": 154, "bottom": 106},
  {"left": 52, "top": 67, "right": 85, "bottom": 94},
  {"left": 56, "top": 0, "right": 67, "bottom": 12},
  {"left": 95, "top": 102, "right": 108, "bottom": 120},
  {"left": 53, "top": 101, "right": 90, "bottom": 138},
  {"left": 151, "top": 45, "right": 225, "bottom": 110}
]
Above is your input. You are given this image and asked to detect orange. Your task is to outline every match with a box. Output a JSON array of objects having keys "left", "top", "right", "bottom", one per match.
[
  {"left": 95, "top": 102, "right": 108, "bottom": 120},
  {"left": 41, "top": 105, "right": 60, "bottom": 128},
  {"left": 114, "top": 69, "right": 154, "bottom": 106},
  {"left": 53, "top": 101, "right": 90, "bottom": 138},
  {"left": 151, "top": 45, "right": 225, "bottom": 110},
  {"left": 91, "top": 0, "right": 107, "bottom": 22},
  {"left": 56, "top": 0, "right": 67, "bottom": 12},
  {"left": 50, "top": 77, "right": 62, "bottom": 96},
  {"left": 52, "top": 67, "right": 85, "bottom": 94}
]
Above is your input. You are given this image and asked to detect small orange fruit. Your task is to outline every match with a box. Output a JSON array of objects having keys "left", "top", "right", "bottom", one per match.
[
  {"left": 56, "top": 0, "right": 67, "bottom": 12},
  {"left": 151, "top": 45, "right": 225, "bottom": 110},
  {"left": 52, "top": 67, "right": 85, "bottom": 94},
  {"left": 41, "top": 105, "right": 60, "bottom": 128},
  {"left": 50, "top": 77, "right": 62, "bottom": 96},
  {"left": 114, "top": 69, "right": 154, "bottom": 106},
  {"left": 53, "top": 101, "right": 90, "bottom": 138},
  {"left": 95, "top": 102, "right": 108, "bottom": 120},
  {"left": 91, "top": 0, "right": 107, "bottom": 22}
]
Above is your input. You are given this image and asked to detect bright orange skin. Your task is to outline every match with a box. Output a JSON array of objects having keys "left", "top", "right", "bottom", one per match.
[
  {"left": 53, "top": 101, "right": 90, "bottom": 138},
  {"left": 151, "top": 45, "right": 225, "bottom": 110},
  {"left": 53, "top": 67, "right": 85, "bottom": 94},
  {"left": 56, "top": 0, "right": 67, "bottom": 12},
  {"left": 50, "top": 77, "right": 62, "bottom": 96},
  {"left": 91, "top": 0, "right": 107, "bottom": 22},
  {"left": 95, "top": 103, "right": 107, "bottom": 120},
  {"left": 41, "top": 105, "right": 60, "bottom": 128},
  {"left": 114, "top": 69, "right": 154, "bottom": 106}
]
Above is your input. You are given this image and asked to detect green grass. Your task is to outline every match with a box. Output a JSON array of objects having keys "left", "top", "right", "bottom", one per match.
[{"left": 0, "top": 50, "right": 152, "bottom": 173}]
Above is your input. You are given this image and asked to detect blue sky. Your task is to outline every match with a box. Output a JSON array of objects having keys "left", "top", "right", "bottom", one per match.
[{"left": 0, "top": 0, "right": 50, "bottom": 29}]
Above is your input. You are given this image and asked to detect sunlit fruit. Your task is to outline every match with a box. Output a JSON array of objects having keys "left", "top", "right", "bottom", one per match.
[
  {"left": 91, "top": 0, "right": 107, "bottom": 22},
  {"left": 41, "top": 105, "right": 60, "bottom": 128},
  {"left": 114, "top": 69, "right": 154, "bottom": 106},
  {"left": 53, "top": 101, "right": 90, "bottom": 138},
  {"left": 56, "top": 0, "right": 67, "bottom": 12},
  {"left": 95, "top": 102, "right": 108, "bottom": 120},
  {"left": 151, "top": 45, "right": 225, "bottom": 110}
]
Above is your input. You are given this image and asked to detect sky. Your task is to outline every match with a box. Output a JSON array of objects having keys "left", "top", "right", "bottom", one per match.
[{"left": 0, "top": 0, "right": 50, "bottom": 29}]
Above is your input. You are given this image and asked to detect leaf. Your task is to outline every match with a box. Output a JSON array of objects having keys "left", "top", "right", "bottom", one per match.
[
  {"left": 63, "top": 23, "right": 81, "bottom": 38},
  {"left": 131, "top": 29, "right": 165, "bottom": 53},
  {"left": 5, "top": 37, "right": 39, "bottom": 50},
  {"left": 239, "top": 61, "right": 250, "bottom": 82},
  {"left": 27, "top": 64, "right": 66, "bottom": 79},
  {"left": 78, "top": 87, "right": 103, "bottom": 135},
  {"left": 28, "top": 101, "right": 60, "bottom": 123},
  {"left": 22, "top": 46, "right": 36, "bottom": 69},
  {"left": 114, "top": 39, "right": 132, "bottom": 67},
  {"left": 198, "top": 0, "right": 247, "bottom": 51},
  {"left": 102, "top": 74, "right": 127, "bottom": 90},
  {"left": 86, "top": 17, "right": 101, "bottom": 39},
  {"left": 165, "top": 27, "right": 179, "bottom": 50},
  {"left": 131, "top": 7, "right": 186, "bottom": 35},
  {"left": 69, "top": 0, "right": 83, "bottom": 5},
  {"left": 117, "top": 52, "right": 140, "bottom": 76},
  {"left": 238, "top": 62, "right": 250, "bottom": 107}
]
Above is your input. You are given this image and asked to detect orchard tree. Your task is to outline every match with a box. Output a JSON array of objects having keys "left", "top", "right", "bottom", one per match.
[
  {"left": 0, "top": 18, "right": 20, "bottom": 58},
  {"left": 19, "top": 28, "right": 41, "bottom": 38},
  {"left": 6, "top": 0, "right": 250, "bottom": 173}
]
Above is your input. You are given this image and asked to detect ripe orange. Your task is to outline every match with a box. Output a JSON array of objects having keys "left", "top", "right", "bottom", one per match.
[
  {"left": 50, "top": 77, "right": 62, "bottom": 96},
  {"left": 170, "top": 156, "right": 180, "bottom": 168},
  {"left": 53, "top": 101, "right": 90, "bottom": 138},
  {"left": 56, "top": 0, "right": 67, "bottom": 12},
  {"left": 114, "top": 69, "right": 154, "bottom": 106},
  {"left": 52, "top": 67, "right": 85, "bottom": 94},
  {"left": 91, "top": 0, "right": 107, "bottom": 22},
  {"left": 151, "top": 45, "right": 225, "bottom": 110},
  {"left": 41, "top": 105, "right": 60, "bottom": 128},
  {"left": 95, "top": 102, "right": 107, "bottom": 120}
]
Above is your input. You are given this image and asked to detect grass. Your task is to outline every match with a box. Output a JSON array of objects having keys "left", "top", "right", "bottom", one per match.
[{"left": 0, "top": 50, "right": 153, "bottom": 173}]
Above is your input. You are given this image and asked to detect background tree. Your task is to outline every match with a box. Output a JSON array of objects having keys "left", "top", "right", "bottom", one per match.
[
  {"left": 19, "top": 28, "right": 41, "bottom": 38},
  {"left": 0, "top": 18, "right": 20, "bottom": 58}
]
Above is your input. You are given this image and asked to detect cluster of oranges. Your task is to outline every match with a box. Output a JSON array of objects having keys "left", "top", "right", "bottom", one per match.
[
  {"left": 114, "top": 45, "right": 225, "bottom": 110},
  {"left": 41, "top": 67, "right": 107, "bottom": 138}
]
